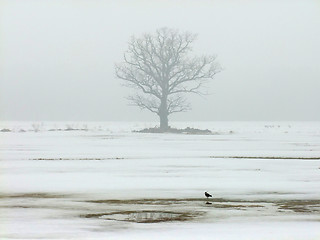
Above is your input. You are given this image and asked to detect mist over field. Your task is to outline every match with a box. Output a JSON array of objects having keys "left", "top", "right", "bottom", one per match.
[
  {"left": 0, "top": 0, "right": 319, "bottom": 122},
  {"left": 1, "top": 0, "right": 320, "bottom": 239}
]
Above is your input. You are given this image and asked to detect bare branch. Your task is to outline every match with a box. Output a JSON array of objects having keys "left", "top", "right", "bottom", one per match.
[
  {"left": 167, "top": 95, "right": 191, "bottom": 114},
  {"left": 127, "top": 94, "right": 160, "bottom": 115}
]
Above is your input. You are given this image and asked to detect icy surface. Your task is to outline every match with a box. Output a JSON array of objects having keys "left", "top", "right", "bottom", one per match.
[{"left": 0, "top": 121, "right": 320, "bottom": 239}]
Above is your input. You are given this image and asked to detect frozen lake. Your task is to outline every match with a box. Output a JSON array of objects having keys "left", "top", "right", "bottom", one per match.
[{"left": 1, "top": 121, "right": 320, "bottom": 239}]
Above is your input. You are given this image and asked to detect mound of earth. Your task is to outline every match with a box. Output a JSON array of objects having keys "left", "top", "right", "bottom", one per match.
[
  {"left": 134, "top": 127, "right": 213, "bottom": 135},
  {"left": 0, "top": 128, "right": 11, "bottom": 132}
]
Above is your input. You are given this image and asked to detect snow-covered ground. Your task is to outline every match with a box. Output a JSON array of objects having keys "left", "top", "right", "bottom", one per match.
[{"left": 0, "top": 121, "right": 320, "bottom": 239}]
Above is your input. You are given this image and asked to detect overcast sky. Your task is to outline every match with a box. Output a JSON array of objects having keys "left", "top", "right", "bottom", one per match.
[{"left": 0, "top": 0, "right": 319, "bottom": 121}]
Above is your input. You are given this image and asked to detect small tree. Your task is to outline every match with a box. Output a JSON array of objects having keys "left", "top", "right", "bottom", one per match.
[{"left": 115, "top": 28, "right": 220, "bottom": 131}]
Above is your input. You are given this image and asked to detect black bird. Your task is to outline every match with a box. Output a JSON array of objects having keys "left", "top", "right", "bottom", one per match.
[{"left": 205, "top": 191, "right": 212, "bottom": 199}]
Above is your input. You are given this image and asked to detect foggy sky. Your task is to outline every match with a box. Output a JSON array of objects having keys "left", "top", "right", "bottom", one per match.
[{"left": 0, "top": 0, "right": 319, "bottom": 121}]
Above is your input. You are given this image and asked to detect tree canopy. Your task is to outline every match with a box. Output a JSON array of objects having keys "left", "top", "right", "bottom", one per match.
[{"left": 115, "top": 28, "right": 221, "bottom": 130}]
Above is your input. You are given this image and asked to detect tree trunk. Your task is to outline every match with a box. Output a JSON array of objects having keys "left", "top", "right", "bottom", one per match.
[
  {"left": 159, "top": 112, "right": 169, "bottom": 131},
  {"left": 159, "top": 96, "right": 169, "bottom": 131}
]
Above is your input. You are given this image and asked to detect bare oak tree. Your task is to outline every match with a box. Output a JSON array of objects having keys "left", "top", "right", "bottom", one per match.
[{"left": 115, "top": 28, "right": 220, "bottom": 131}]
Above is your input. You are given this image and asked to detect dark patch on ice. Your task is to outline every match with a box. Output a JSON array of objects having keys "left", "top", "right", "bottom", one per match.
[
  {"left": 213, "top": 204, "right": 264, "bottom": 209},
  {"left": 88, "top": 198, "right": 182, "bottom": 205},
  {"left": 2, "top": 194, "right": 320, "bottom": 224},
  {"left": 82, "top": 210, "right": 203, "bottom": 223},
  {"left": 3, "top": 205, "right": 35, "bottom": 209},
  {"left": 87, "top": 198, "right": 227, "bottom": 205},
  {"left": 85, "top": 197, "right": 320, "bottom": 214},
  {"left": 274, "top": 199, "right": 320, "bottom": 213}
]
